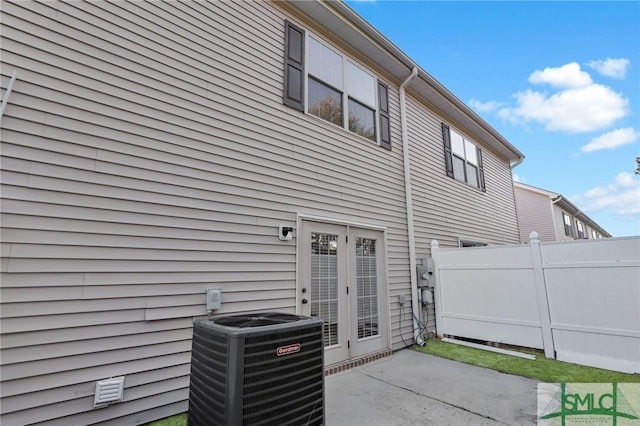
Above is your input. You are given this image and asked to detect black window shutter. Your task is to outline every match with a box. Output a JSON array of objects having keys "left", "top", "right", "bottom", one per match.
[
  {"left": 477, "top": 147, "right": 486, "bottom": 192},
  {"left": 283, "top": 21, "right": 305, "bottom": 111},
  {"left": 441, "top": 123, "right": 454, "bottom": 178},
  {"left": 378, "top": 82, "right": 391, "bottom": 150}
]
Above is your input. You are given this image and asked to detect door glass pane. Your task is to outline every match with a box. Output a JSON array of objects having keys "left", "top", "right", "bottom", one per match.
[
  {"left": 356, "top": 237, "right": 379, "bottom": 339},
  {"left": 311, "top": 233, "right": 339, "bottom": 346}
]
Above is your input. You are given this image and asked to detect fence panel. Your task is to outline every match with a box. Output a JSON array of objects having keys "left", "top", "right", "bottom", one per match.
[
  {"left": 436, "top": 244, "right": 544, "bottom": 349},
  {"left": 542, "top": 238, "right": 640, "bottom": 373},
  {"left": 433, "top": 236, "right": 640, "bottom": 373}
]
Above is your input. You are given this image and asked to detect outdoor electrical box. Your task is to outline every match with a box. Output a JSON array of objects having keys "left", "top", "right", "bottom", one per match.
[
  {"left": 416, "top": 265, "right": 429, "bottom": 288},
  {"left": 206, "top": 289, "right": 221, "bottom": 311}
]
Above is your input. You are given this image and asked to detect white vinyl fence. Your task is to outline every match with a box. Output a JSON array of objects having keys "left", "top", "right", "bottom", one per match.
[{"left": 432, "top": 234, "right": 640, "bottom": 373}]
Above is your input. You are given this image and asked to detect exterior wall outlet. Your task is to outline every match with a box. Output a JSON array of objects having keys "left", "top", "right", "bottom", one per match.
[
  {"left": 207, "top": 289, "right": 222, "bottom": 311},
  {"left": 398, "top": 294, "right": 407, "bottom": 305}
]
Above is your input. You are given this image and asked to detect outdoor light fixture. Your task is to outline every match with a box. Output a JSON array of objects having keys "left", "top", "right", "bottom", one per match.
[{"left": 279, "top": 225, "right": 293, "bottom": 241}]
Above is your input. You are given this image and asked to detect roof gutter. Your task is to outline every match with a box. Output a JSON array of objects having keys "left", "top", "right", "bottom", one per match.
[
  {"left": 399, "top": 67, "right": 424, "bottom": 346},
  {"left": 510, "top": 157, "right": 524, "bottom": 170},
  {"left": 414, "top": 69, "right": 524, "bottom": 162},
  {"left": 552, "top": 195, "right": 611, "bottom": 237}
]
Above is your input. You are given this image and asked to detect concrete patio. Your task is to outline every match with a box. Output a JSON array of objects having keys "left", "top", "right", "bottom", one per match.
[{"left": 325, "top": 349, "right": 539, "bottom": 425}]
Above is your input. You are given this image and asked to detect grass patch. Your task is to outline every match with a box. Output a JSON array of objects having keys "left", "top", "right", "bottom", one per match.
[
  {"left": 145, "top": 413, "right": 187, "bottom": 426},
  {"left": 415, "top": 339, "right": 640, "bottom": 383}
]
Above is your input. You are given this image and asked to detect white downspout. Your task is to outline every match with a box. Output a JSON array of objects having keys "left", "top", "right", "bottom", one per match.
[{"left": 399, "top": 67, "right": 424, "bottom": 346}]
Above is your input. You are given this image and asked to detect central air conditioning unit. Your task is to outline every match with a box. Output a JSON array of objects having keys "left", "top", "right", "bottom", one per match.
[{"left": 188, "top": 312, "right": 325, "bottom": 426}]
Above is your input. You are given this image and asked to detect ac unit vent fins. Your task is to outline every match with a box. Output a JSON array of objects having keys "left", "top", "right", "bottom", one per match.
[{"left": 188, "top": 312, "right": 325, "bottom": 426}]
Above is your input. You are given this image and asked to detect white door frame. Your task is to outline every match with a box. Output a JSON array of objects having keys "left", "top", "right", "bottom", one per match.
[{"left": 296, "top": 214, "right": 391, "bottom": 364}]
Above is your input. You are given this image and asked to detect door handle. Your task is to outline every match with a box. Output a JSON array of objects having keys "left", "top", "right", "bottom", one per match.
[{"left": 302, "top": 298, "right": 308, "bottom": 304}]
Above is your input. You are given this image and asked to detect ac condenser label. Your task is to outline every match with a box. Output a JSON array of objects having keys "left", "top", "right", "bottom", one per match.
[{"left": 276, "top": 343, "right": 301, "bottom": 356}]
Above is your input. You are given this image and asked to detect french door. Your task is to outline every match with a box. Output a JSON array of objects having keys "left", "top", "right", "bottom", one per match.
[{"left": 299, "top": 220, "right": 388, "bottom": 365}]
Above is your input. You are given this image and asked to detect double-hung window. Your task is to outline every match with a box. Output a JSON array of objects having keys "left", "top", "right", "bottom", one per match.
[
  {"left": 441, "top": 123, "right": 486, "bottom": 191},
  {"left": 283, "top": 21, "right": 391, "bottom": 150},
  {"left": 576, "top": 221, "right": 585, "bottom": 239}
]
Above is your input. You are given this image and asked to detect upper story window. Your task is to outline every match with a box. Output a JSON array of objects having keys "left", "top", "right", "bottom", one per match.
[
  {"left": 283, "top": 21, "right": 391, "bottom": 150},
  {"left": 576, "top": 221, "right": 585, "bottom": 239},
  {"left": 441, "top": 123, "right": 486, "bottom": 191},
  {"left": 591, "top": 229, "right": 597, "bottom": 239},
  {"left": 562, "top": 213, "right": 573, "bottom": 237}
]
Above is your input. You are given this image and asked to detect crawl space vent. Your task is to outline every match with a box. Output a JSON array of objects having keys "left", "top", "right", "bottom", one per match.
[{"left": 94, "top": 376, "right": 125, "bottom": 408}]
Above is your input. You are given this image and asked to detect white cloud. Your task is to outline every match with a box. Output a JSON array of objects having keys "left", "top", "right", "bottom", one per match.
[
  {"left": 500, "top": 83, "right": 629, "bottom": 133},
  {"left": 572, "top": 172, "right": 640, "bottom": 216},
  {"left": 581, "top": 128, "right": 639, "bottom": 152},
  {"left": 512, "top": 173, "right": 524, "bottom": 183},
  {"left": 469, "top": 99, "right": 502, "bottom": 113},
  {"left": 529, "top": 62, "right": 592, "bottom": 88},
  {"left": 587, "top": 58, "right": 630, "bottom": 79}
]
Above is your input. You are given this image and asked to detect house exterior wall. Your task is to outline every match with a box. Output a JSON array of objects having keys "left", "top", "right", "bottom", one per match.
[
  {"left": 513, "top": 185, "right": 557, "bottom": 242},
  {"left": 552, "top": 204, "right": 577, "bottom": 242},
  {"left": 0, "top": 2, "right": 414, "bottom": 424},
  {"left": 514, "top": 183, "right": 610, "bottom": 242},
  {"left": 0, "top": 1, "right": 522, "bottom": 425},
  {"left": 407, "top": 97, "right": 521, "bottom": 254},
  {"left": 405, "top": 96, "right": 521, "bottom": 336}
]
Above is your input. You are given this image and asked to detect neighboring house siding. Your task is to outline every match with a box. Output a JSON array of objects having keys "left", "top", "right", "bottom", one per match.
[
  {"left": 1, "top": 1, "right": 411, "bottom": 424},
  {"left": 553, "top": 205, "right": 576, "bottom": 242},
  {"left": 406, "top": 96, "right": 521, "bottom": 255},
  {"left": 513, "top": 186, "right": 557, "bottom": 242}
]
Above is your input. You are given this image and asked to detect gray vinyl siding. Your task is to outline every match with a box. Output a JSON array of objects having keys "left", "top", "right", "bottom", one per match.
[
  {"left": 0, "top": 1, "right": 411, "bottom": 424},
  {"left": 513, "top": 186, "right": 558, "bottom": 242},
  {"left": 405, "top": 96, "right": 520, "bottom": 334},
  {"left": 406, "top": 96, "right": 521, "bottom": 256}
]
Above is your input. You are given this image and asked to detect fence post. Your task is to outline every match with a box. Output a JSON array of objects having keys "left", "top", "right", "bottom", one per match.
[
  {"left": 431, "top": 240, "right": 444, "bottom": 338},
  {"left": 529, "top": 232, "right": 555, "bottom": 359}
]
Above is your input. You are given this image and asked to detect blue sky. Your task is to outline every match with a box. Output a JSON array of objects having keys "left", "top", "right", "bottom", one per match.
[{"left": 346, "top": 1, "right": 640, "bottom": 237}]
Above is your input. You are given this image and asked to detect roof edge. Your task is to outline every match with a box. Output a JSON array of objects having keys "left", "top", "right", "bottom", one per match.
[{"left": 286, "top": 0, "right": 525, "bottom": 163}]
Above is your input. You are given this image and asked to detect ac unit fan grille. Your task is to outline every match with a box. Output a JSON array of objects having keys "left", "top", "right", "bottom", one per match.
[{"left": 242, "top": 325, "right": 324, "bottom": 426}]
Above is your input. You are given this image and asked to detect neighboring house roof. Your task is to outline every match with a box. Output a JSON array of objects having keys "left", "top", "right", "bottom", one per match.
[
  {"left": 514, "top": 182, "right": 612, "bottom": 237},
  {"left": 285, "top": 0, "right": 525, "bottom": 165}
]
